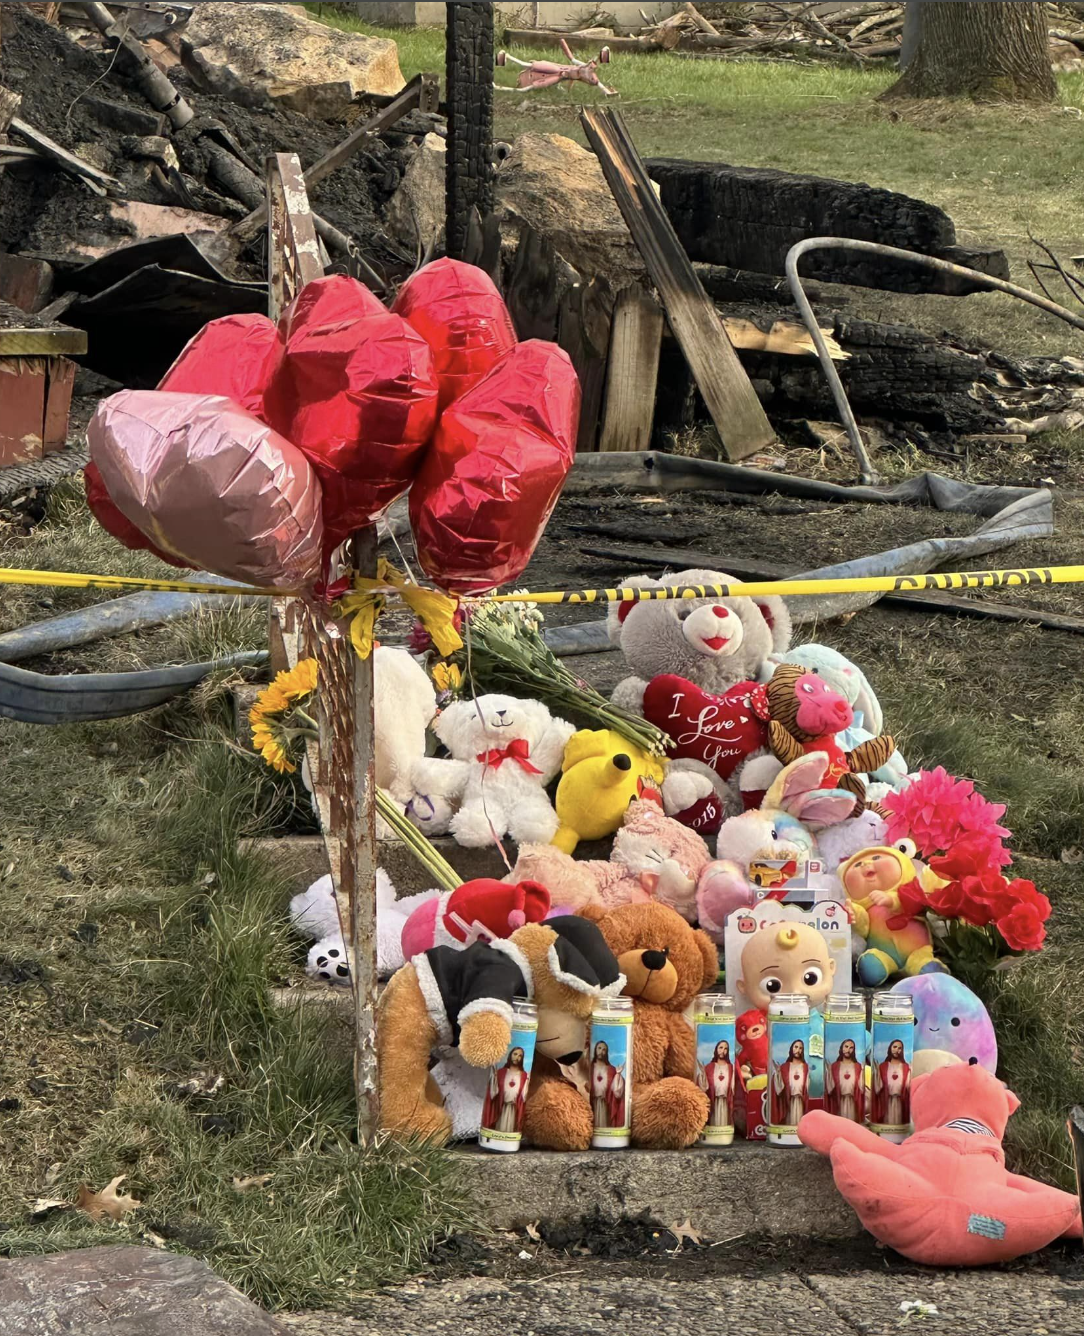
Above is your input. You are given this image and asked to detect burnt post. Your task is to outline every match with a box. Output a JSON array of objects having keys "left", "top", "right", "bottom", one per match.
[{"left": 445, "top": 1, "right": 494, "bottom": 259}]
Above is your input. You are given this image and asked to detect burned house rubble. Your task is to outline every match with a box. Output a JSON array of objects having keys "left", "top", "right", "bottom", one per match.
[{"left": 0, "top": 1, "right": 1081, "bottom": 491}]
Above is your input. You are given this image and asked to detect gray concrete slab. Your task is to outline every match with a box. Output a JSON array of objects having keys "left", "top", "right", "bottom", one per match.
[
  {"left": 806, "top": 1269, "right": 1084, "bottom": 1336},
  {"left": 281, "top": 1273, "right": 854, "bottom": 1336},
  {"left": 455, "top": 1142, "right": 861, "bottom": 1241}
]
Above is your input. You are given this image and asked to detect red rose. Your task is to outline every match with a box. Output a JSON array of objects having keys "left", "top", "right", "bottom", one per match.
[
  {"left": 1005, "top": 879, "right": 1051, "bottom": 922},
  {"left": 997, "top": 902, "right": 1047, "bottom": 952},
  {"left": 966, "top": 872, "right": 1017, "bottom": 923},
  {"left": 926, "top": 879, "right": 971, "bottom": 921}
]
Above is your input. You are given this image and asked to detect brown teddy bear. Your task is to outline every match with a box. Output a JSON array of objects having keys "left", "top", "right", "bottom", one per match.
[
  {"left": 523, "top": 902, "right": 719, "bottom": 1151},
  {"left": 377, "top": 915, "right": 623, "bottom": 1144}
]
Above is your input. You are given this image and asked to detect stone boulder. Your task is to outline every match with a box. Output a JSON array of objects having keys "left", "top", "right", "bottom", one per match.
[
  {"left": 496, "top": 132, "right": 643, "bottom": 282},
  {"left": 386, "top": 132, "right": 446, "bottom": 252},
  {"left": 0, "top": 1247, "right": 286, "bottom": 1336},
  {"left": 179, "top": 4, "right": 404, "bottom": 118}
]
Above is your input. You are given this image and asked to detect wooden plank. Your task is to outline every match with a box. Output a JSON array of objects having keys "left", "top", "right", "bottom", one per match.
[
  {"left": 10, "top": 116, "right": 120, "bottom": 194},
  {"left": 580, "top": 107, "right": 775, "bottom": 463},
  {"left": 232, "top": 74, "right": 435, "bottom": 243},
  {"left": 0, "top": 358, "right": 46, "bottom": 468},
  {"left": 265, "top": 153, "right": 379, "bottom": 1143},
  {"left": 558, "top": 275, "right": 613, "bottom": 454},
  {"left": 348, "top": 525, "right": 379, "bottom": 1140},
  {"left": 0, "top": 301, "right": 87, "bottom": 356},
  {"left": 42, "top": 356, "right": 76, "bottom": 452},
  {"left": 0, "top": 87, "right": 20, "bottom": 136},
  {"left": 599, "top": 284, "right": 663, "bottom": 454},
  {"left": 446, "top": 2, "right": 494, "bottom": 260}
]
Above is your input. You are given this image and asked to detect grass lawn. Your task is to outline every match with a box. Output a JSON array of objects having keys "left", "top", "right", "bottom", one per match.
[
  {"left": 0, "top": 12, "right": 1082, "bottom": 1308},
  {"left": 0, "top": 488, "right": 468, "bottom": 1309}
]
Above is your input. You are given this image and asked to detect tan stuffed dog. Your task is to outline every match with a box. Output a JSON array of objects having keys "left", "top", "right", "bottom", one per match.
[
  {"left": 524, "top": 903, "right": 718, "bottom": 1151},
  {"left": 377, "top": 916, "right": 624, "bottom": 1144}
]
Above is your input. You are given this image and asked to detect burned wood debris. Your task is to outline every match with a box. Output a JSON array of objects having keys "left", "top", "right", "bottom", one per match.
[
  {"left": 507, "top": 2, "right": 1084, "bottom": 68},
  {"left": 0, "top": 3, "right": 442, "bottom": 387},
  {"left": 0, "top": 2, "right": 1080, "bottom": 487}
]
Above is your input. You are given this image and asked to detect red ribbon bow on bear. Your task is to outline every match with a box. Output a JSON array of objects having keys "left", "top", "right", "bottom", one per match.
[{"left": 477, "top": 739, "right": 543, "bottom": 774}]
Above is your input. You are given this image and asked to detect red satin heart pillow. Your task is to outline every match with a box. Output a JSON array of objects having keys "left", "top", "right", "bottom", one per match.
[
  {"left": 409, "top": 339, "right": 580, "bottom": 594},
  {"left": 642, "top": 674, "right": 769, "bottom": 782},
  {"left": 263, "top": 275, "right": 440, "bottom": 549},
  {"left": 392, "top": 257, "right": 517, "bottom": 412}
]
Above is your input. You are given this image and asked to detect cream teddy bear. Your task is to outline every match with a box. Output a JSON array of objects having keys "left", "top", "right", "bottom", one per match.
[{"left": 432, "top": 693, "right": 575, "bottom": 847}]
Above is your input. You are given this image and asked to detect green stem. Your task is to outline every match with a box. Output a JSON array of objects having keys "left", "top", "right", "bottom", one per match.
[{"left": 376, "top": 790, "right": 460, "bottom": 891}]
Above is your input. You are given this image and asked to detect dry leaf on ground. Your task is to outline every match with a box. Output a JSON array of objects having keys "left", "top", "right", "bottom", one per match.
[
  {"left": 75, "top": 1175, "right": 141, "bottom": 1222},
  {"left": 667, "top": 1218, "right": 703, "bottom": 1248}
]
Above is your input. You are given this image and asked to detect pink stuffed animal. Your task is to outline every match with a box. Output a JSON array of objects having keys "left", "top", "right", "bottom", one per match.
[
  {"left": 510, "top": 799, "right": 713, "bottom": 922},
  {"left": 695, "top": 753, "right": 857, "bottom": 943},
  {"left": 799, "top": 1062, "right": 1082, "bottom": 1265}
]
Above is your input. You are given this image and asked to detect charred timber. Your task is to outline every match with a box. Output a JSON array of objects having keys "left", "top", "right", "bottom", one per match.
[{"left": 644, "top": 158, "right": 1008, "bottom": 295}]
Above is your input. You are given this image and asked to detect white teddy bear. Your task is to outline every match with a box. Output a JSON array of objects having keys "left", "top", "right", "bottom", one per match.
[{"left": 432, "top": 693, "right": 575, "bottom": 847}]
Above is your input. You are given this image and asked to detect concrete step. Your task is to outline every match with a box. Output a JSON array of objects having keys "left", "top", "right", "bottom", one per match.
[{"left": 455, "top": 1142, "right": 857, "bottom": 1240}]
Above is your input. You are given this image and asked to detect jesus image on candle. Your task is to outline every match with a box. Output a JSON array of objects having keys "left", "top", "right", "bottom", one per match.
[
  {"left": 872, "top": 1037, "right": 911, "bottom": 1126},
  {"left": 824, "top": 1038, "right": 864, "bottom": 1123},
  {"left": 591, "top": 1040, "right": 626, "bottom": 1129},
  {"left": 481, "top": 1046, "right": 530, "bottom": 1134},
  {"left": 697, "top": 1039, "right": 735, "bottom": 1128},
  {"left": 771, "top": 1038, "right": 809, "bottom": 1127}
]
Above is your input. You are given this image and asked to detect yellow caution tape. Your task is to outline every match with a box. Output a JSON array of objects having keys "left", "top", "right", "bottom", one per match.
[
  {"left": 484, "top": 565, "right": 1084, "bottom": 605},
  {"left": 0, "top": 567, "right": 299, "bottom": 598},
  {"left": 3, "top": 563, "right": 1083, "bottom": 606}
]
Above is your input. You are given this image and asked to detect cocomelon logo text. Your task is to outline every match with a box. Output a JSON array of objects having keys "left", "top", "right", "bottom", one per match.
[{"left": 736, "top": 902, "right": 844, "bottom": 936}]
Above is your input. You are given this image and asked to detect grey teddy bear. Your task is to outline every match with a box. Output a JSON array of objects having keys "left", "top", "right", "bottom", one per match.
[
  {"left": 608, "top": 568, "right": 792, "bottom": 712},
  {"left": 607, "top": 568, "right": 793, "bottom": 818}
]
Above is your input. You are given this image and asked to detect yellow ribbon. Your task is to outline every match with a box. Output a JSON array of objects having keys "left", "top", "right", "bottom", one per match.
[{"left": 336, "top": 559, "right": 463, "bottom": 661}]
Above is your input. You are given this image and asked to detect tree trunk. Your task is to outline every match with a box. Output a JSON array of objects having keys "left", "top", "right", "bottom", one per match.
[{"left": 882, "top": 1, "right": 1056, "bottom": 102}]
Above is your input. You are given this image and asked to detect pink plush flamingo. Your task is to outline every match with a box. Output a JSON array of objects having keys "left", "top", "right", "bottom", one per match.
[{"left": 497, "top": 39, "right": 616, "bottom": 95}]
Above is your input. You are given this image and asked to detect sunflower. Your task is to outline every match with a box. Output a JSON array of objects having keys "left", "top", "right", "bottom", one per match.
[{"left": 249, "top": 659, "right": 318, "bottom": 775}]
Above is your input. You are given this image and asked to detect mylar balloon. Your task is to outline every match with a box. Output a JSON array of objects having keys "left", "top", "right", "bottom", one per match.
[
  {"left": 158, "top": 313, "right": 282, "bottom": 420},
  {"left": 84, "top": 461, "right": 194, "bottom": 569},
  {"left": 392, "top": 258, "right": 517, "bottom": 412},
  {"left": 88, "top": 391, "right": 325, "bottom": 589},
  {"left": 409, "top": 340, "right": 581, "bottom": 594},
  {"left": 263, "top": 274, "right": 439, "bottom": 548}
]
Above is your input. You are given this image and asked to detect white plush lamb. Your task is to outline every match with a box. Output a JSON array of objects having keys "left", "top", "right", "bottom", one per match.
[{"left": 433, "top": 693, "right": 575, "bottom": 847}]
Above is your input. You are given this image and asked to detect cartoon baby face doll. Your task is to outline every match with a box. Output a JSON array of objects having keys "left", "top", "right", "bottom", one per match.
[{"left": 736, "top": 921, "right": 836, "bottom": 1013}]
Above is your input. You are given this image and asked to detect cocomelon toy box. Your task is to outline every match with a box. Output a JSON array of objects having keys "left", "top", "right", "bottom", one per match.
[{"left": 727, "top": 899, "right": 852, "bottom": 1140}]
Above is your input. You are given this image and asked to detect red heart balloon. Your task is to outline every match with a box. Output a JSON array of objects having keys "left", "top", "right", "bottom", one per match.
[
  {"left": 158, "top": 312, "right": 282, "bottom": 420},
  {"left": 264, "top": 275, "right": 439, "bottom": 549},
  {"left": 409, "top": 340, "right": 580, "bottom": 594},
  {"left": 642, "top": 674, "right": 769, "bottom": 782},
  {"left": 84, "top": 460, "right": 194, "bottom": 569},
  {"left": 392, "top": 258, "right": 517, "bottom": 412}
]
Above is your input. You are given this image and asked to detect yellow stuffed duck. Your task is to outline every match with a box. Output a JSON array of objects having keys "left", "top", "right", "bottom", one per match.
[{"left": 553, "top": 729, "right": 666, "bottom": 854}]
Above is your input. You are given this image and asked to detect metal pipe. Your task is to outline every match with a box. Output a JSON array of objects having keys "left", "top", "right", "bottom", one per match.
[
  {"left": 80, "top": 1, "right": 194, "bottom": 130},
  {"left": 785, "top": 236, "right": 1084, "bottom": 487}
]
